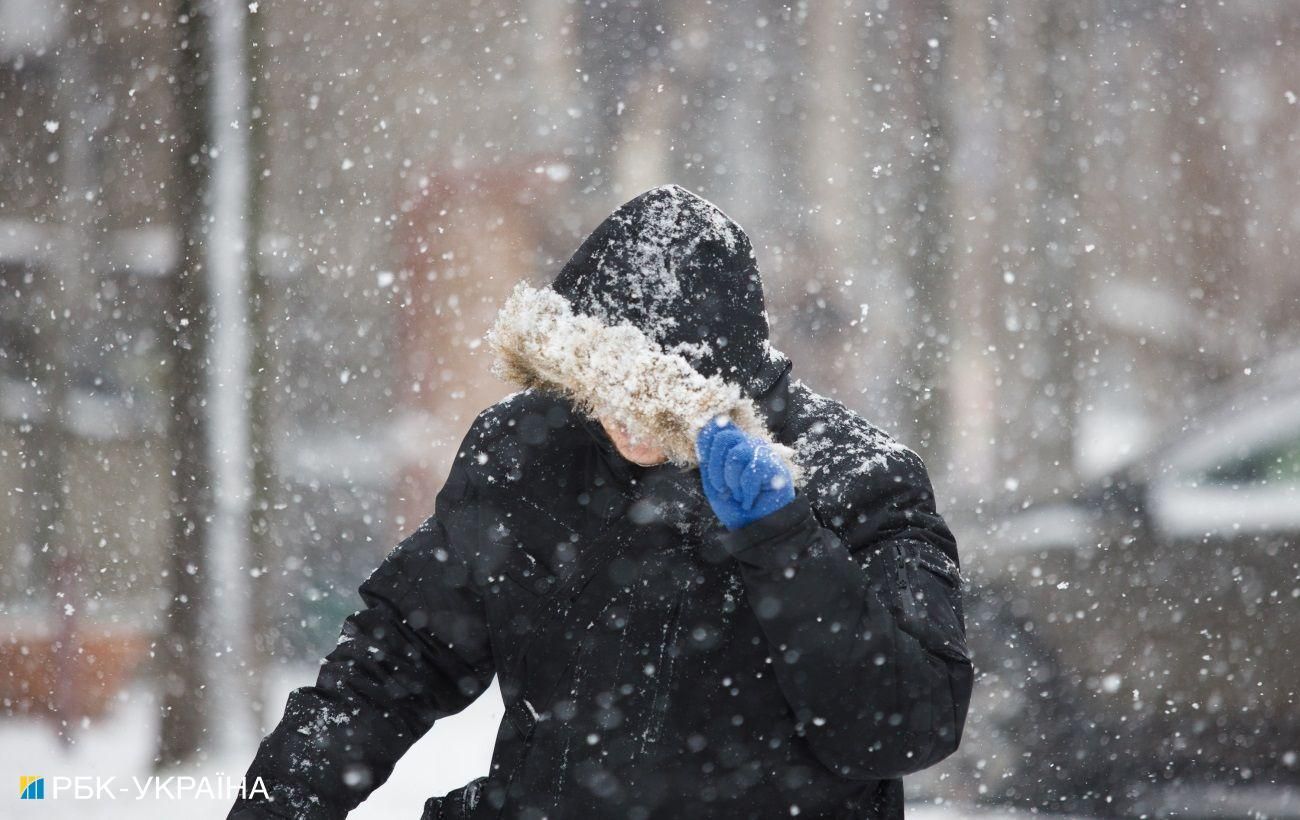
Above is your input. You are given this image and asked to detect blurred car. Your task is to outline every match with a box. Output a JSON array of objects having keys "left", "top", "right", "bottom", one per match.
[{"left": 964, "top": 353, "right": 1300, "bottom": 817}]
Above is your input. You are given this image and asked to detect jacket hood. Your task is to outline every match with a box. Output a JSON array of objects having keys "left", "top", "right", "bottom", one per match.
[
  {"left": 487, "top": 184, "right": 798, "bottom": 480},
  {"left": 551, "top": 184, "right": 787, "bottom": 396}
]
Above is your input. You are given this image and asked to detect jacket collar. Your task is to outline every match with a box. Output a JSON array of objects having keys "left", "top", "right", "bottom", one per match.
[{"left": 755, "top": 357, "right": 794, "bottom": 439}]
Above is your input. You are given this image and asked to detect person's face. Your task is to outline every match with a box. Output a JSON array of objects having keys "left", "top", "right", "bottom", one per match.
[{"left": 598, "top": 417, "right": 669, "bottom": 466}]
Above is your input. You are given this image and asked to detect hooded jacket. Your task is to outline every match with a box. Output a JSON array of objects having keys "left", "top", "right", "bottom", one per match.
[{"left": 230, "top": 185, "right": 972, "bottom": 820}]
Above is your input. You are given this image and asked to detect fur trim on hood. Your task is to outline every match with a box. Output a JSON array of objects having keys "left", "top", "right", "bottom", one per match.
[{"left": 487, "top": 282, "right": 801, "bottom": 484}]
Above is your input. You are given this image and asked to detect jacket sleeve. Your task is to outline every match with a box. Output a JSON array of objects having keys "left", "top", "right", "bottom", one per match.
[
  {"left": 718, "top": 447, "right": 973, "bottom": 781},
  {"left": 229, "top": 448, "right": 494, "bottom": 819}
]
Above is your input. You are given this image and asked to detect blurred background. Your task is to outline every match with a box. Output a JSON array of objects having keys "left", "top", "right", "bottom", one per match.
[{"left": 1, "top": 0, "right": 1298, "bottom": 816}]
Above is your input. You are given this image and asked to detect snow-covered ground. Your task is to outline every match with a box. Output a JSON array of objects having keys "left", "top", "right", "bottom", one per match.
[
  {"left": 2, "top": 667, "right": 500, "bottom": 819},
  {"left": 0, "top": 667, "right": 1017, "bottom": 819}
]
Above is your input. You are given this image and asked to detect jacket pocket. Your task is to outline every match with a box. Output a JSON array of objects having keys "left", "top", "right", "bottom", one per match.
[
  {"left": 422, "top": 776, "right": 489, "bottom": 820},
  {"left": 497, "top": 552, "right": 558, "bottom": 598},
  {"left": 892, "top": 540, "right": 970, "bottom": 663}
]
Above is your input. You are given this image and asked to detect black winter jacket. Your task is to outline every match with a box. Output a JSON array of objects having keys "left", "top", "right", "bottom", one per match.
[{"left": 231, "top": 185, "right": 972, "bottom": 819}]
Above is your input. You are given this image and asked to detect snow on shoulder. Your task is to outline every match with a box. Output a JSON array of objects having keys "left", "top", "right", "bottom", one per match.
[
  {"left": 487, "top": 281, "right": 801, "bottom": 483},
  {"left": 787, "top": 381, "right": 914, "bottom": 507}
]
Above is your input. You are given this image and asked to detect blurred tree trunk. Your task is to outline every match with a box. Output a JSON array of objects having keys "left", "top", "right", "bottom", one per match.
[
  {"left": 794, "top": 0, "right": 858, "bottom": 393},
  {"left": 1165, "top": 5, "right": 1248, "bottom": 382},
  {"left": 898, "top": 0, "right": 955, "bottom": 473},
  {"left": 157, "top": 0, "right": 214, "bottom": 768},
  {"left": 36, "top": 8, "right": 106, "bottom": 738},
  {"left": 1025, "top": 0, "right": 1084, "bottom": 493},
  {"left": 245, "top": 0, "right": 276, "bottom": 728}
]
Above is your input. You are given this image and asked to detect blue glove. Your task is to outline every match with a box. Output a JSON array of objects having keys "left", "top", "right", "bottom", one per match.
[{"left": 696, "top": 416, "right": 796, "bottom": 531}]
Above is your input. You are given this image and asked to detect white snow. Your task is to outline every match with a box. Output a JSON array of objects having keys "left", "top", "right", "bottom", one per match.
[
  {"left": 0, "top": 669, "right": 504, "bottom": 819},
  {"left": 789, "top": 385, "right": 911, "bottom": 505},
  {"left": 985, "top": 502, "right": 1096, "bottom": 555},
  {"left": 1149, "top": 482, "right": 1300, "bottom": 537},
  {"left": 0, "top": 670, "right": 1005, "bottom": 818},
  {"left": 582, "top": 184, "right": 744, "bottom": 336}
]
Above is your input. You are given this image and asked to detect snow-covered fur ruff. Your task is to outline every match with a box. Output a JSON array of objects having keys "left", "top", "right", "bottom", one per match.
[{"left": 487, "top": 282, "right": 802, "bottom": 484}]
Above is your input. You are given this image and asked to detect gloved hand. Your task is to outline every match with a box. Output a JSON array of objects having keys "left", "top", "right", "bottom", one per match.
[{"left": 696, "top": 416, "right": 796, "bottom": 531}]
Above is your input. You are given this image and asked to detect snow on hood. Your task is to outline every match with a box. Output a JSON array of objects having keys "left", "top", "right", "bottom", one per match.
[
  {"left": 549, "top": 184, "right": 789, "bottom": 398},
  {"left": 487, "top": 281, "right": 801, "bottom": 483}
]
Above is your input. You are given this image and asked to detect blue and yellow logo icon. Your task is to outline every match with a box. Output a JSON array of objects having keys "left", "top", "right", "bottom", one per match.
[{"left": 19, "top": 776, "right": 44, "bottom": 800}]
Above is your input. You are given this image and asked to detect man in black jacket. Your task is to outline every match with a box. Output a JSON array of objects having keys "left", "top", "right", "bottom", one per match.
[{"left": 231, "top": 184, "right": 972, "bottom": 819}]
